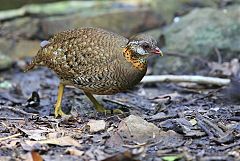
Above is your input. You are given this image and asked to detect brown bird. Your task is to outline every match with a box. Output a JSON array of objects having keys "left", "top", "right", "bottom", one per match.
[{"left": 25, "top": 27, "right": 162, "bottom": 117}]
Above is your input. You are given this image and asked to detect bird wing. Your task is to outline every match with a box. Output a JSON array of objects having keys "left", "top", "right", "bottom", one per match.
[
  {"left": 48, "top": 27, "right": 128, "bottom": 64},
  {"left": 37, "top": 27, "right": 128, "bottom": 81}
]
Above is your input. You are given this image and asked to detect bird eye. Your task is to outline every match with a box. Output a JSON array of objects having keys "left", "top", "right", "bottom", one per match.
[{"left": 142, "top": 43, "right": 150, "bottom": 49}]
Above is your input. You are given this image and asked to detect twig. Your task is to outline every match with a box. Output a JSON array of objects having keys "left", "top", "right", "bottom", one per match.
[
  {"left": 0, "top": 105, "right": 38, "bottom": 116},
  {"left": 218, "top": 140, "right": 240, "bottom": 151},
  {"left": 214, "top": 48, "right": 222, "bottom": 64},
  {"left": 123, "top": 142, "right": 148, "bottom": 148},
  {"left": 196, "top": 113, "right": 214, "bottom": 139},
  {"left": 147, "top": 114, "right": 178, "bottom": 122},
  {"left": 102, "top": 98, "right": 135, "bottom": 109},
  {"left": 203, "top": 116, "right": 225, "bottom": 138},
  {"left": 141, "top": 75, "right": 230, "bottom": 86},
  {"left": 196, "top": 117, "right": 214, "bottom": 139},
  {"left": 0, "top": 133, "right": 22, "bottom": 142},
  {"left": 0, "top": 117, "right": 25, "bottom": 120}
]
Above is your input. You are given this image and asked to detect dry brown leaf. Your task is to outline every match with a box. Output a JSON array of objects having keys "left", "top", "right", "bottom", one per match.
[
  {"left": 31, "top": 151, "right": 43, "bottom": 161},
  {"left": 23, "top": 151, "right": 43, "bottom": 161},
  {"left": 24, "top": 136, "right": 81, "bottom": 147}
]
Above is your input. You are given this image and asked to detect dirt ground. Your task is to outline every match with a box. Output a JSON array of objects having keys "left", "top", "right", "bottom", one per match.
[{"left": 0, "top": 60, "right": 239, "bottom": 161}]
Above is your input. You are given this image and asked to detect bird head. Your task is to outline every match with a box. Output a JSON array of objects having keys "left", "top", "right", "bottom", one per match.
[{"left": 126, "top": 34, "right": 163, "bottom": 59}]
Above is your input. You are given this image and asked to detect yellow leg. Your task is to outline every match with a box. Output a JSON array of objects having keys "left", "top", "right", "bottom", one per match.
[
  {"left": 84, "top": 91, "right": 123, "bottom": 114},
  {"left": 54, "top": 83, "right": 66, "bottom": 118}
]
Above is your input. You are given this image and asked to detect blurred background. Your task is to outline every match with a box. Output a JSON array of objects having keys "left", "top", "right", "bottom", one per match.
[{"left": 0, "top": 0, "right": 240, "bottom": 76}]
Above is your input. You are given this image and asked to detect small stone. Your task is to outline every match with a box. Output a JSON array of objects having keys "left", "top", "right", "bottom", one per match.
[
  {"left": 107, "top": 115, "right": 184, "bottom": 147},
  {"left": 0, "top": 52, "right": 12, "bottom": 70},
  {"left": 87, "top": 119, "right": 106, "bottom": 133}
]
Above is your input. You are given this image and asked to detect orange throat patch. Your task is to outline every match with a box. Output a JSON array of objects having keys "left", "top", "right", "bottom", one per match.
[{"left": 123, "top": 47, "right": 147, "bottom": 71}]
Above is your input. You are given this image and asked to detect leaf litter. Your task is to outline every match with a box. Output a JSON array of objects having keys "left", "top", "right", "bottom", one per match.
[{"left": 0, "top": 59, "right": 240, "bottom": 161}]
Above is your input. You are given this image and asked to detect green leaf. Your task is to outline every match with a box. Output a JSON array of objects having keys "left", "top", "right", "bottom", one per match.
[
  {"left": 162, "top": 155, "right": 182, "bottom": 161},
  {"left": 0, "top": 81, "right": 12, "bottom": 89}
]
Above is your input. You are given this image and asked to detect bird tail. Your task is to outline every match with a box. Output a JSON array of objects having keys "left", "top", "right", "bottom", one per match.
[{"left": 24, "top": 50, "right": 43, "bottom": 72}]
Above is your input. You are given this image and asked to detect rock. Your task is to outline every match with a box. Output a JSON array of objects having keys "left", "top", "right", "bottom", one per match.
[
  {"left": 87, "top": 120, "right": 106, "bottom": 133},
  {"left": 0, "top": 1, "right": 117, "bottom": 21},
  {"left": 0, "top": 52, "right": 12, "bottom": 70},
  {"left": 164, "top": 6, "right": 240, "bottom": 58},
  {"left": 1, "top": 1, "right": 161, "bottom": 39},
  {"left": 139, "top": 28, "right": 163, "bottom": 42},
  {"left": 0, "top": 8, "right": 25, "bottom": 21},
  {"left": 1, "top": 17, "right": 39, "bottom": 39},
  {"left": 154, "top": 5, "right": 240, "bottom": 74},
  {"left": 107, "top": 115, "right": 184, "bottom": 148},
  {"left": 0, "top": 1, "right": 141, "bottom": 20},
  {"left": 0, "top": 38, "right": 40, "bottom": 59},
  {"left": 21, "top": 1, "right": 112, "bottom": 16},
  {"left": 149, "top": 0, "right": 224, "bottom": 24},
  {"left": 39, "top": 9, "right": 161, "bottom": 38},
  {"left": 13, "top": 39, "right": 40, "bottom": 58}
]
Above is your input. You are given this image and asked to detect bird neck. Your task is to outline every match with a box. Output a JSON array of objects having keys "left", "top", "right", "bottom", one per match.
[{"left": 123, "top": 47, "right": 147, "bottom": 71}]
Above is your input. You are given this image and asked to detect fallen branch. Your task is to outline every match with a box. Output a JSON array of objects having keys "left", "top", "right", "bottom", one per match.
[{"left": 141, "top": 75, "right": 230, "bottom": 86}]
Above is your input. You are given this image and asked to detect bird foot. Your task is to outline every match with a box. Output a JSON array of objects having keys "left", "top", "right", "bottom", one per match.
[
  {"left": 95, "top": 104, "right": 128, "bottom": 115},
  {"left": 54, "top": 107, "right": 66, "bottom": 118},
  {"left": 104, "top": 108, "right": 124, "bottom": 114}
]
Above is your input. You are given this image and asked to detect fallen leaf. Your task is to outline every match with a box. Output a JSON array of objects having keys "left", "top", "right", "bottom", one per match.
[
  {"left": 0, "top": 81, "right": 12, "bottom": 89},
  {"left": 162, "top": 155, "right": 183, "bottom": 161},
  {"left": 24, "top": 136, "right": 81, "bottom": 147},
  {"left": 65, "top": 147, "right": 84, "bottom": 156},
  {"left": 18, "top": 128, "right": 48, "bottom": 141},
  {"left": 87, "top": 119, "right": 106, "bottom": 133},
  {"left": 47, "top": 132, "right": 61, "bottom": 139},
  {"left": 23, "top": 151, "right": 43, "bottom": 161},
  {"left": 189, "top": 119, "right": 197, "bottom": 126},
  {"left": 21, "top": 141, "right": 44, "bottom": 151},
  {"left": 31, "top": 151, "right": 43, "bottom": 161}
]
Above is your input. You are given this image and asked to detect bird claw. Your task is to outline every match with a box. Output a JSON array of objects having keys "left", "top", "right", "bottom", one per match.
[
  {"left": 98, "top": 109, "right": 124, "bottom": 115},
  {"left": 111, "top": 108, "right": 125, "bottom": 114},
  {"left": 54, "top": 107, "right": 66, "bottom": 118},
  {"left": 95, "top": 105, "right": 127, "bottom": 115}
]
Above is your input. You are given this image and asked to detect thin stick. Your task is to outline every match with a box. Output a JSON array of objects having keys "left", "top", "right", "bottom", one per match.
[
  {"left": 0, "top": 106, "right": 38, "bottom": 116},
  {"left": 141, "top": 75, "right": 230, "bottom": 86},
  {"left": 214, "top": 48, "right": 222, "bottom": 64},
  {"left": 0, "top": 133, "right": 22, "bottom": 142}
]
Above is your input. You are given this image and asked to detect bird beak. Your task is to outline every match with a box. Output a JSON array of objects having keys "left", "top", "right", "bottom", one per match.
[{"left": 152, "top": 47, "right": 163, "bottom": 56}]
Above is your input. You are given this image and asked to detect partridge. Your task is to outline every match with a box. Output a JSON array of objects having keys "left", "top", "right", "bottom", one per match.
[{"left": 25, "top": 27, "right": 162, "bottom": 117}]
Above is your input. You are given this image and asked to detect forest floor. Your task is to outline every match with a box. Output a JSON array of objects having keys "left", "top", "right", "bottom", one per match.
[{"left": 0, "top": 61, "right": 239, "bottom": 161}]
